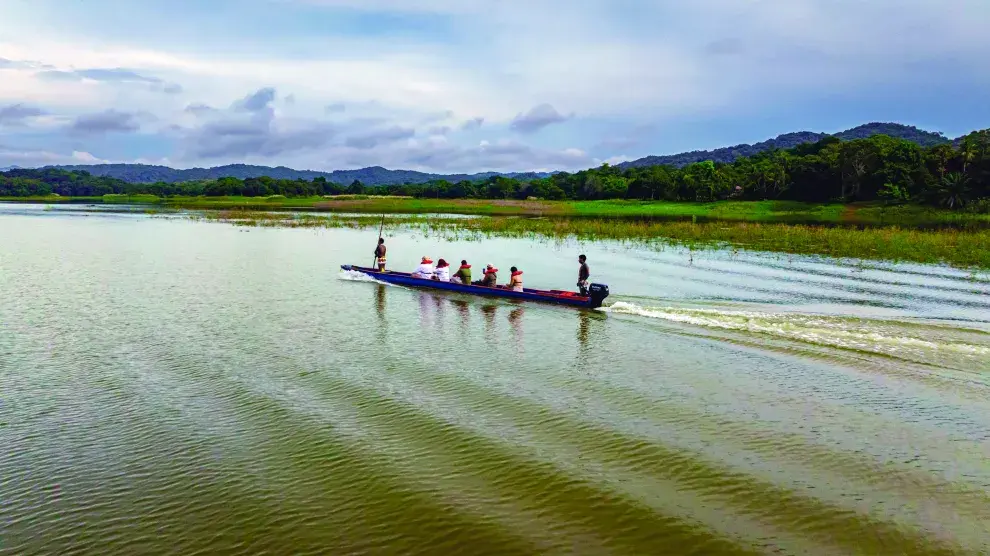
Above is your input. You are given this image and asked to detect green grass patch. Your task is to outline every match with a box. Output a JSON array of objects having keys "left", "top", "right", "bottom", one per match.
[
  {"left": 6, "top": 195, "right": 989, "bottom": 268},
  {"left": 6, "top": 195, "right": 989, "bottom": 228},
  {"left": 188, "top": 210, "right": 990, "bottom": 270},
  {"left": 101, "top": 193, "right": 161, "bottom": 203},
  {"left": 163, "top": 197, "right": 990, "bottom": 227}
]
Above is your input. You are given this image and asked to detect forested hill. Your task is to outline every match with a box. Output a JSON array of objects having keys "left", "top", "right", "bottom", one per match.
[
  {"left": 617, "top": 123, "right": 951, "bottom": 169},
  {"left": 46, "top": 163, "right": 549, "bottom": 186},
  {"left": 44, "top": 122, "right": 952, "bottom": 183}
]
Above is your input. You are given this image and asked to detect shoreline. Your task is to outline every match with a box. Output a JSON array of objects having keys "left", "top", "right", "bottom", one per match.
[
  {"left": 4, "top": 198, "right": 988, "bottom": 270},
  {"left": 3, "top": 195, "right": 989, "bottom": 229},
  {"left": 190, "top": 210, "right": 990, "bottom": 271}
]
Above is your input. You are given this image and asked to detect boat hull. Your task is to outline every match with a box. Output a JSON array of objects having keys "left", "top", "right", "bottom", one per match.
[{"left": 341, "top": 265, "right": 609, "bottom": 309}]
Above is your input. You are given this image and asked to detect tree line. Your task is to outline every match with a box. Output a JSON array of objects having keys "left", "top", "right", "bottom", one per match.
[{"left": 2, "top": 130, "right": 988, "bottom": 209}]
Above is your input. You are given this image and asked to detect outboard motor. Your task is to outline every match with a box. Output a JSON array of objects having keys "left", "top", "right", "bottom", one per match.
[{"left": 588, "top": 283, "right": 609, "bottom": 308}]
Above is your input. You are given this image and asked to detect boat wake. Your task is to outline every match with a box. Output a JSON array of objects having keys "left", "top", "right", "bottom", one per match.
[
  {"left": 601, "top": 301, "right": 990, "bottom": 372},
  {"left": 338, "top": 269, "right": 396, "bottom": 286}
]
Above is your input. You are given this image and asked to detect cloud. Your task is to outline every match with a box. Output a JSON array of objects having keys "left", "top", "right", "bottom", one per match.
[
  {"left": 184, "top": 103, "right": 217, "bottom": 115},
  {"left": 420, "top": 109, "right": 454, "bottom": 124},
  {"left": 0, "top": 57, "right": 49, "bottom": 70},
  {"left": 0, "top": 103, "right": 47, "bottom": 126},
  {"left": 189, "top": 123, "right": 334, "bottom": 159},
  {"left": 344, "top": 125, "right": 416, "bottom": 149},
  {"left": 179, "top": 87, "right": 336, "bottom": 159},
  {"left": 35, "top": 66, "right": 182, "bottom": 93},
  {"left": 460, "top": 117, "right": 484, "bottom": 130},
  {"left": 601, "top": 154, "right": 633, "bottom": 166},
  {"left": 77, "top": 68, "right": 163, "bottom": 83},
  {"left": 162, "top": 86, "right": 590, "bottom": 172},
  {"left": 594, "top": 124, "right": 659, "bottom": 152},
  {"left": 509, "top": 104, "right": 571, "bottom": 134},
  {"left": 69, "top": 110, "right": 141, "bottom": 134},
  {"left": 36, "top": 70, "right": 81, "bottom": 82},
  {"left": 2, "top": 0, "right": 990, "bottom": 172},
  {"left": 0, "top": 144, "right": 109, "bottom": 167},
  {"left": 337, "top": 138, "right": 593, "bottom": 173},
  {"left": 234, "top": 87, "right": 276, "bottom": 112}
]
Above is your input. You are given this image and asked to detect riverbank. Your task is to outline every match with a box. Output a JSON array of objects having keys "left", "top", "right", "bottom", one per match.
[
  {"left": 4, "top": 195, "right": 990, "bottom": 228},
  {"left": 5, "top": 197, "right": 987, "bottom": 268},
  {"left": 193, "top": 210, "right": 990, "bottom": 270}
]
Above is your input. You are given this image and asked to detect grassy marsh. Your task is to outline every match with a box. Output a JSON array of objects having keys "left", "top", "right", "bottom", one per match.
[
  {"left": 191, "top": 210, "right": 990, "bottom": 270},
  {"left": 5, "top": 196, "right": 987, "bottom": 268},
  {"left": 6, "top": 195, "right": 990, "bottom": 228}
]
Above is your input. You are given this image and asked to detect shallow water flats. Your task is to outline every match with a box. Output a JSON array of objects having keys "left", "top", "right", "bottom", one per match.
[{"left": 2, "top": 208, "right": 990, "bottom": 554}]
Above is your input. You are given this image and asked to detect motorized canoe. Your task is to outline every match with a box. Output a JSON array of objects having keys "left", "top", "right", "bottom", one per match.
[{"left": 341, "top": 264, "right": 610, "bottom": 309}]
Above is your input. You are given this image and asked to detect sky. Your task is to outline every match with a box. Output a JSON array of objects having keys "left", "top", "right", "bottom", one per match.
[{"left": 1, "top": 0, "right": 989, "bottom": 173}]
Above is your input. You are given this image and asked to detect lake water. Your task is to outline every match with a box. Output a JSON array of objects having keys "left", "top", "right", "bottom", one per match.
[{"left": 2, "top": 203, "right": 989, "bottom": 555}]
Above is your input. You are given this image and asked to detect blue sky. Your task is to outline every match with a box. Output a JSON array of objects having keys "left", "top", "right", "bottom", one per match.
[{"left": 1, "top": 0, "right": 989, "bottom": 172}]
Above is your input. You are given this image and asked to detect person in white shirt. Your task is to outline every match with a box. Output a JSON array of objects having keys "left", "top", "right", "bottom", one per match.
[
  {"left": 412, "top": 256, "right": 435, "bottom": 279},
  {"left": 434, "top": 259, "right": 451, "bottom": 281}
]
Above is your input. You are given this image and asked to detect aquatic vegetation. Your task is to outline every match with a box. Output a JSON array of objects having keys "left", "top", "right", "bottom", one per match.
[
  {"left": 101, "top": 193, "right": 161, "bottom": 203},
  {"left": 190, "top": 210, "right": 990, "bottom": 270},
  {"left": 6, "top": 195, "right": 990, "bottom": 227}
]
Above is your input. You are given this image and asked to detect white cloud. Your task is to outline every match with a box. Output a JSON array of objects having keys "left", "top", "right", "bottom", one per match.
[
  {"left": 314, "top": 138, "right": 593, "bottom": 173},
  {"left": 1, "top": 0, "right": 989, "bottom": 172},
  {"left": 0, "top": 145, "right": 109, "bottom": 166},
  {"left": 510, "top": 104, "right": 572, "bottom": 134}
]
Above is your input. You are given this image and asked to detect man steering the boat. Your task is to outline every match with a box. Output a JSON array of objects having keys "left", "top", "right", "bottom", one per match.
[
  {"left": 374, "top": 238, "right": 387, "bottom": 271},
  {"left": 577, "top": 254, "right": 590, "bottom": 296}
]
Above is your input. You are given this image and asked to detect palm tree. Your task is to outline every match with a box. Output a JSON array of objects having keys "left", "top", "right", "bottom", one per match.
[{"left": 936, "top": 172, "right": 971, "bottom": 210}]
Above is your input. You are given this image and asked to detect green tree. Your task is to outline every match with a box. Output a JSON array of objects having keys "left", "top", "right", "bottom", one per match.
[
  {"left": 935, "top": 173, "right": 971, "bottom": 209},
  {"left": 347, "top": 180, "right": 366, "bottom": 194}
]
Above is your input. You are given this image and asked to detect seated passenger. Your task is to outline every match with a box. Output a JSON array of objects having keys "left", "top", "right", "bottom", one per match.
[
  {"left": 434, "top": 259, "right": 450, "bottom": 281},
  {"left": 480, "top": 264, "right": 498, "bottom": 287},
  {"left": 451, "top": 260, "right": 471, "bottom": 284},
  {"left": 507, "top": 266, "right": 523, "bottom": 292},
  {"left": 411, "top": 256, "right": 435, "bottom": 279}
]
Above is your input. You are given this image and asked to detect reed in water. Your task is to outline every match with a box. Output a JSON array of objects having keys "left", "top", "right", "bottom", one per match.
[{"left": 189, "top": 210, "right": 990, "bottom": 270}]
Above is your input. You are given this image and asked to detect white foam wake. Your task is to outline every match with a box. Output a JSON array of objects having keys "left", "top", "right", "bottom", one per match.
[
  {"left": 337, "top": 269, "right": 392, "bottom": 285},
  {"left": 601, "top": 302, "right": 990, "bottom": 366}
]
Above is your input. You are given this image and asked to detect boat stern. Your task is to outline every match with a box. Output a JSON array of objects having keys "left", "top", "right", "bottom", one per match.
[{"left": 589, "top": 283, "right": 609, "bottom": 308}]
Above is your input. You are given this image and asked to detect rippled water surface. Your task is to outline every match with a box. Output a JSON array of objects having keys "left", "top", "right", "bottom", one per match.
[{"left": 2, "top": 203, "right": 989, "bottom": 555}]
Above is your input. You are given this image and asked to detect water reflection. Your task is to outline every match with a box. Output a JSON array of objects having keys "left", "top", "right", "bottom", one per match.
[
  {"left": 577, "top": 310, "right": 590, "bottom": 352},
  {"left": 417, "top": 291, "right": 447, "bottom": 330},
  {"left": 480, "top": 303, "right": 497, "bottom": 338},
  {"left": 432, "top": 293, "right": 445, "bottom": 333},
  {"left": 375, "top": 284, "right": 387, "bottom": 320},
  {"left": 450, "top": 298, "right": 470, "bottom": 332},
  {"left": 418, "top": 291, "right": 434, "bottom": 328},
  {"left": 508, "top": 306, "right": 524, "bottom": 351},
  {"left": 375, "top": 284, "right": 387, "bottom": 343},
  {"left": 576, "top": 310, "right": 605, "bottom": 367}
]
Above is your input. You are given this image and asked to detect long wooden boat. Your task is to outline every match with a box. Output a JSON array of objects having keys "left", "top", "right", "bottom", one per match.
[{"left": 341, "top": 265, "right": 610, "bottom": 309}]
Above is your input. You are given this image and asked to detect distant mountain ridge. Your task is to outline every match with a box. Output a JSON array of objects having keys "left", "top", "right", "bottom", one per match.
[
  {"left": 45, "top": 163, "right": 550, "bottom": 185},
  {"left": 39, "top": 122, "right": 954, "bottom": 184},
  {"left": 616, "top": 122, "right": 951, "bottom": 169}
]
